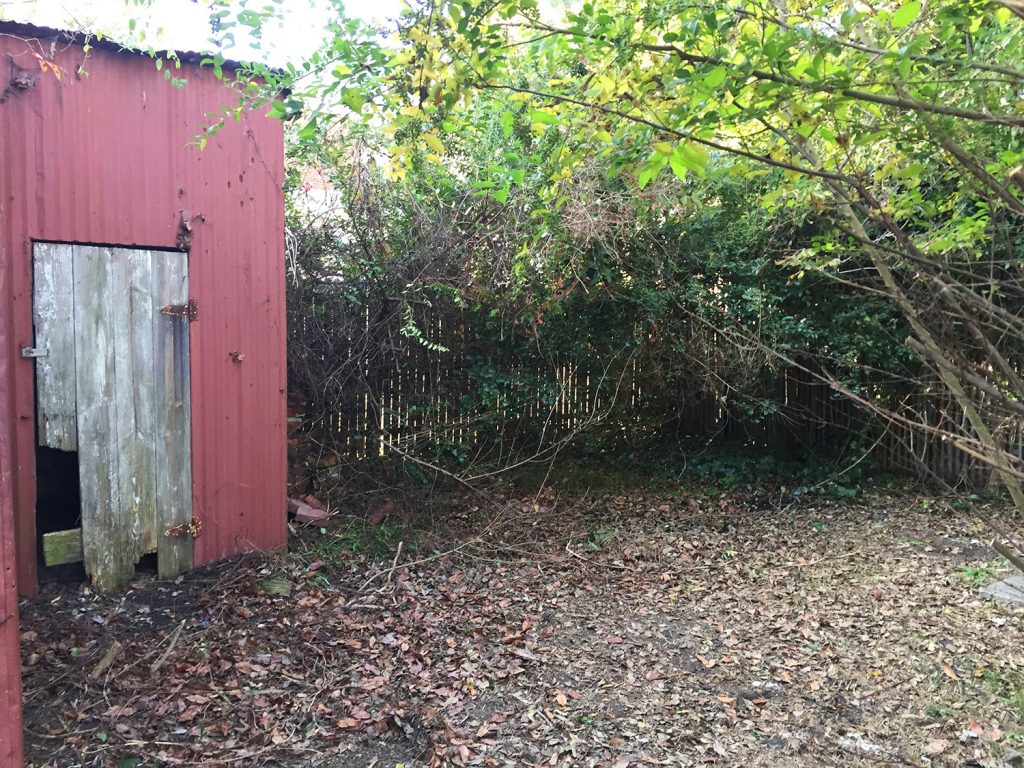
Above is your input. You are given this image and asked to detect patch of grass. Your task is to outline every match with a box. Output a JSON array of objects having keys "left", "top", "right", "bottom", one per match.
[
  {"left": 950, "top": 494, "right": 980, "bottom": 512},
  {"left": 512, "top": 464, "right": 674, "bottom": 495},
  {"left": 294, "top": 518, "right": 411, "bottom": 584},
  {"left": 957, "top": 563, "right": 998, "bottom": 587},
  {"left": 585, "top": 526, "right": 619, "bottom": 550},
  {"left": 983, "top": 669, "right": 1024, "bottom": 718},
  {"left": 336, "top": 519, "right": 408, "bottom": 558},
  {"left": 924, "top": 703, "right": 955, "bottom": 719}
]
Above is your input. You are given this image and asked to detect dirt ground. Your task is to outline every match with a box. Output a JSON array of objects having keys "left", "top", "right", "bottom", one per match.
[{"left": 19, "top": 487, "right": 1024, "bottom": 767}]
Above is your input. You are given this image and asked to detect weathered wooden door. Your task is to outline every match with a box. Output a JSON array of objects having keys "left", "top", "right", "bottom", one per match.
[{"left": 32, "top": 243, "right": 193, "bottom": 591}]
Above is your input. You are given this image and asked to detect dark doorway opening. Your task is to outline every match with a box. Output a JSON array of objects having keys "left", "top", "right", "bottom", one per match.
[{"left": 35, "top": 446, "right": 84, "bottom": 582}]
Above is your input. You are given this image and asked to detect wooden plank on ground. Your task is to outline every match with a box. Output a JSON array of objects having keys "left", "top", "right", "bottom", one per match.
[
  {"left": 33, "top": 242, "right": 77, "bottom": 451},
  {"left": 153, "top": 251, "right": 193, "bottom": 579},
  {"left": 42, "top": 528, "right": 83, "bottom": 566}
]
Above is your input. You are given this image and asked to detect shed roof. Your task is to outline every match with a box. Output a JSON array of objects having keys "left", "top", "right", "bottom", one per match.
[{"left": 0, "top": 19, "right": 253, "bottom": 71}]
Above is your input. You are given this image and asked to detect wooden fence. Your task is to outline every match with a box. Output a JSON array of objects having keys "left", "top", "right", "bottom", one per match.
[
  {"left": 295, "top": 358, "right": 1018, "bottom": 489},
  {"left": 288, "top": 293, "right": 1019, "bottom": 489}
]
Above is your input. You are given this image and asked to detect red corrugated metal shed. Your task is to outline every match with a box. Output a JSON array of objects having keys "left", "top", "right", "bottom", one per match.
[
  {"left": 0, "top": 21, "right": 287, "bottom": 760},
  {"left": 0, "top": 295, "right": 21, "bottom": 767}
]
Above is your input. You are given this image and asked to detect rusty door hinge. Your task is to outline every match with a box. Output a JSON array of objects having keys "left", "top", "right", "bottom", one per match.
[
  {"left": 160, "top": 298, "right": 198, "bottom": 321},
  {"left": 165, "top": 517, "right": 203, "bottom": 538}
]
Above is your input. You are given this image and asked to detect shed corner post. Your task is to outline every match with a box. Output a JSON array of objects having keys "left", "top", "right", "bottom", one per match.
[{"left": 0, "top": 260, "right": 25, "bottom": 765}]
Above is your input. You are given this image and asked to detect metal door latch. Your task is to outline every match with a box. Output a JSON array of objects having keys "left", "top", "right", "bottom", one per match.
[
  {"left": 20, "top": 346, "right": 48, "bottom": 359},
  {"left": 165, "top": 517, "right": 203, "bottom": 538},
  {"left": 160, "top": 298, "right": 199, "bottom": 321}
]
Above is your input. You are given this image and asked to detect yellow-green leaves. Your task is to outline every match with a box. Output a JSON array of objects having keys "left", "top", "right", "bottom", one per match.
[
  {"left": 529, "top": 109, "right": 560, "bottom": 127},
  {"left": 669, "top": 142, "right": 709, "bottom": 180},
  {"left": 641, "top": 140, "right": 710, "bottom": 186},
  {"left": 424, "top": 133, "right": 446, "bottom": 155},
  {"left": 638, "top": 152, "right": 668, "bottom": 188},
  {"left": 793, "top": 119, "right": 816, "bottom": 139}
]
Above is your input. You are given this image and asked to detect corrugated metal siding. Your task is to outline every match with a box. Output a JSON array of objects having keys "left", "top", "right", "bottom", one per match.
[
  {"left": 0, "top": 253, "right": 23, "bottom": 767},
  {"left": 0, "top": 31, "right": 287, "bottom": 596}
]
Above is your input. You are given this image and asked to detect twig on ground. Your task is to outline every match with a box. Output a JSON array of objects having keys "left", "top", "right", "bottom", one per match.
[
  {"left": 386, "top": 540, "right": 404, "bottom": 584},
  {"left": 564, "top": 541, "right": 635, "bottom": 571},
  {"left": 89, "top": 640, "right": 123, "bottom": 680},
  {"left": 150, "top": 620, "right": 185, "bottom": 674},
  {"left": 359, "top": 544, "right": 466, "bottom": 592}
]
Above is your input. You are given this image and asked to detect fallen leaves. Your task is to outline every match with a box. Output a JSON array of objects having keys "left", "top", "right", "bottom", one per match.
[{"left": 17, "top": 490, "right": 1024, "bottom": 767}]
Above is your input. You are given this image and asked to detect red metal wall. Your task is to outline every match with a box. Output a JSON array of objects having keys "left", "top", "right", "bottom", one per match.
[
  {"left": 0, "top": 25, "right": 288, "bottom": 601},
  {"left": 0, "top": 274, "right": 22, "bottom": 766}
]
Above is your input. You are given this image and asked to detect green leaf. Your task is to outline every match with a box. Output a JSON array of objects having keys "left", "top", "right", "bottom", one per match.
[
  {"left": 891, "top": 0, "right": 921, "bottom": 28},
  {"left": 840, "top": 7, "right": 864, "bottom": 26},
  {"left": 500, "top": 109, "right": 515, "bottom": 137},
  {"left": 238, "top": 9, "right": 262, "bottom": 27},
  {"left": 638, "top": 153, "right": 668, "bottom": 188},
  {"left": 703, "top": 66, "right": 727, "bottom": 89},
  {"left": 341, "top": 88, "right": 365, "bottom": 114},
  {"left": 672, "top": 142, "right": 709, "bottom": 177},
  {"left": 794, "top": 120, "right": 815, "bottom": 138},
  {"left": 897, "top": 162, "right": 925, "bottom": 178},
  {"left": 297, "top": 117, "right": 318, "bottom": 140},
  {"left": 668, "top": 152, "right": 688, "bottom": 181},
  {"left": 529, "top": 109, "right": 559, "bottom": 125}
]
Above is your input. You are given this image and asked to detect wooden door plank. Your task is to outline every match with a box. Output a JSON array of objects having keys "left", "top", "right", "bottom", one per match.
[
  {"left": 33, "top": 243, "right": 77, "bottom": 451},
  {"left": 75, "top": 245, "right": 123, "bottom": 591},
  {"left": 113, "top": 250, "right": 159, "bottom": 555},
  {"left": 75, "top": 246, "right": 142, "bottom": 592},
  {"left": 153, "top": 251, "right": 193, "bottom": 578}
]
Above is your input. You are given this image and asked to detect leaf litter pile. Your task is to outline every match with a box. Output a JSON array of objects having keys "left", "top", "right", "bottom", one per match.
[{"left": 20, "top": 488, "right": 1024, "bottom": 767}]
